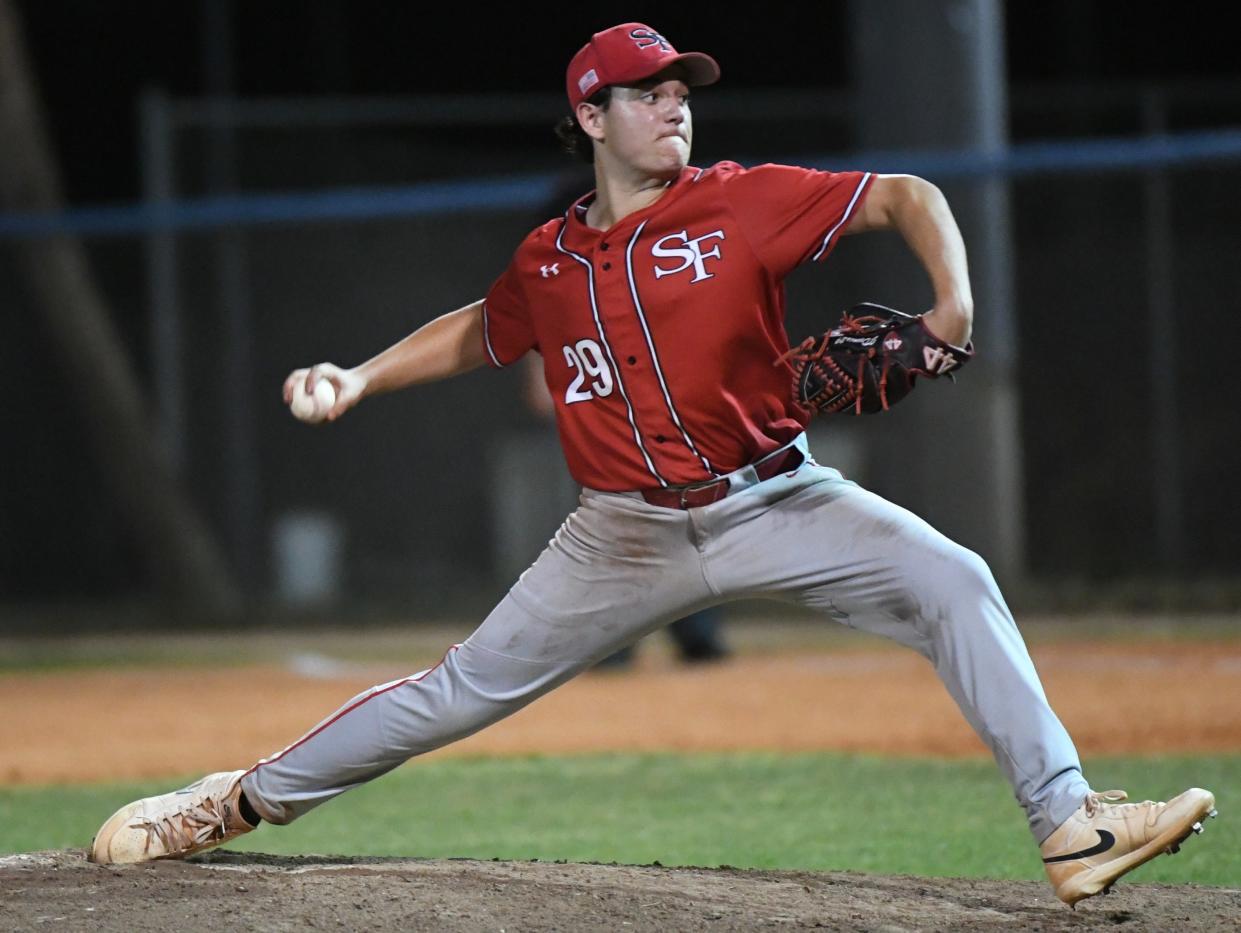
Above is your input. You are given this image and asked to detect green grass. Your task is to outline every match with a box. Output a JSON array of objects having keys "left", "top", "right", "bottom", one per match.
[{"left": 2, "top": 753, "right": 1234, "bottom": 885}]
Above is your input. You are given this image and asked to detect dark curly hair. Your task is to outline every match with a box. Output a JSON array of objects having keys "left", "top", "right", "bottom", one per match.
[{"left": 553, "top": 86, "right": 613, "bottom": 163}]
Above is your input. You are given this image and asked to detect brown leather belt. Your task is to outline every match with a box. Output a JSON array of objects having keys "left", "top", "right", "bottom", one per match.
[{"left": 639, "top": 445, "right": 806, "bottom": 510}]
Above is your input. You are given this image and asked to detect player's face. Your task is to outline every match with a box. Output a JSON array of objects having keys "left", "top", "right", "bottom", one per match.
[{"left": 600, "top": 77, "right": 693, "bottom": 180}]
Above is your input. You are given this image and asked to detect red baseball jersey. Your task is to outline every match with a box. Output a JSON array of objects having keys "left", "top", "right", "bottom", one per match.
[{"left": 482, "top": 160, "right": 873, "bottom": 491}]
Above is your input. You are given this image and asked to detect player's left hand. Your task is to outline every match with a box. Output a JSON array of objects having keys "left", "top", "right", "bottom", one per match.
[{"left": 777, "top": 302, "right": 974, "bottom": 416}]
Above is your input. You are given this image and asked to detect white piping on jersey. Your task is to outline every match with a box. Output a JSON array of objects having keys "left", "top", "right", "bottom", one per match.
[
  {"left": 624, "top": 219, "right": 717, "bottom": 477},
  {"left": 554, "top": 218, "right": 668, "bottom": 487},
  {"left": 480, "top": 300, "right": 504, "bottom": 368},
  {"left": 809, "top": 171, "right": 872, "bottom": 263},
  {"left": 692, "top": 168, "right": 704, "bottom": 182}
]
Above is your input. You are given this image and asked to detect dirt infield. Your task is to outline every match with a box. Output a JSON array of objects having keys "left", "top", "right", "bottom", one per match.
[
  {"left": 3, "top": 626, "right": 1238, "bottom": 930},
  {"left": 1, "top": 638, "right": 1239, "bottom": 785},
  {"left": 2, "top": 850, "right": 1238, "bottom": 932}
]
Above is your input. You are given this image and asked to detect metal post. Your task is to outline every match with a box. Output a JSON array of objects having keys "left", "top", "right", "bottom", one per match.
[
  {"left": 1141, "top": 87, "right": 1183, "bottom": 568},
  {"left": 848, "top": 0, "right": 1024, "bottom": 584},
  {"left": 203, "top": 0, "right": 258, "bottom": 591},
  {"left": 139, "top": 87, "right": 185, "bottom": 473}
]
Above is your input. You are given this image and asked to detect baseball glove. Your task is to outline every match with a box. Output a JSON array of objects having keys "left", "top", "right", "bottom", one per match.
[{"left": 777, "top": 302, "right": 974, "bottom": 415}]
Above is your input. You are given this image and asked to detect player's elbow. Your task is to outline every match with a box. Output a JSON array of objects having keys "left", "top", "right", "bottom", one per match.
[
  {"left": 893, "top": 175, "right": 946, "bottom": 222},
  {"left": 848, "top": 174, "right": 936, "bottom": 233}
]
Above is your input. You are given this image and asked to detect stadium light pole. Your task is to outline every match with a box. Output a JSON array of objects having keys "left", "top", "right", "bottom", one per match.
[
  {"left": 848, "top": 0, "right": 1024, "bottom": 585},
  {"left": 203, "top": 0, "right": 260, "bottom": 593}
]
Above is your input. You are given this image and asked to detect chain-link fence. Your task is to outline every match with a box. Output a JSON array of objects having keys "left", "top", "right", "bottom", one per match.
[{"left": 4, "top": 82, "right": 1239, "bottom": 608}]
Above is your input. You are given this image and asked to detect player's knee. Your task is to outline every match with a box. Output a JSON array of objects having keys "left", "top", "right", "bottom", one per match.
[
  {"left": 381, "top": 653, "right": 548, "bottom": 752},
  {"left": 382, "top": 690, "right": 500, "bottom": 753},
  {"left": 925, "top": 543, "right": 1000, "bottom": 610}
]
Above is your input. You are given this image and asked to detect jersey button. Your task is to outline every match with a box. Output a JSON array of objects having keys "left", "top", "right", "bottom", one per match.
[
  {"left": 655, "top": 435, "right": 667, "bottom": 443},
  {"left": 627, "top": 356, "right": 637, "bottom": 365},
  {"left": 600, "top": 242, "right": 610, "bottom": 251},
  {"left": 602, "top": 261, "right": 612, "bottom": 270}
]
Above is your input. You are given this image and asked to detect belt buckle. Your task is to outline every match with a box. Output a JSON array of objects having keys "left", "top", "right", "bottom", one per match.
[{"left": 678, "top": 475, "right": 729, "bottom": 509}]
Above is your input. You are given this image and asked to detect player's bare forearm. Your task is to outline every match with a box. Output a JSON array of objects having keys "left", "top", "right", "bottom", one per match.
[
  {"left": 282, "top": 300, "right": 488, "bottom": 423},
  {"left": 356, "top": 299, "right": 488, "bottom": 398},
  {"left": 845, "top": 175, "right": 973, "bottom": 347}
]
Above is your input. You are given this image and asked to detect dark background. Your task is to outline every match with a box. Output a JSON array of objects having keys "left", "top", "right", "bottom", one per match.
[
  {"left": 5, "top": 3, "right": 1240, "bottom": 606},
  {"left": 20, "top": 4, "right": 1240, "bottom": 204}
]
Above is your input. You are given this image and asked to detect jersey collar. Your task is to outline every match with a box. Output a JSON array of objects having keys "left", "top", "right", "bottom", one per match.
[{"left": 560, "top": 165, "right": 700, "bottom": 252}]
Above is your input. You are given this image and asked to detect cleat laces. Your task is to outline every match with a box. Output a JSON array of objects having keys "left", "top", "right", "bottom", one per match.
[
  {"left": 1083, "top": 789, "right": 1128, "bottom": 817},
  {"left": 1083, "top": 789, "right": 1166, "bottom": 826},
  {"left": 135, "top": 796, "right": 229, "bottom": 856}
]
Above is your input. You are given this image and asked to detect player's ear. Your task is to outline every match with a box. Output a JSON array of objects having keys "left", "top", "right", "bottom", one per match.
[{"left": 575, "top": 100, "right": 606, "bottom": 142}]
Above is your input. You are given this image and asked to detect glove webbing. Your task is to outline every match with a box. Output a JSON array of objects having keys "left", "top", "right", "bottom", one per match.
[
  {"left": 776, "top": 322, "right": 899, "bottom": 415},
  {"left": 825, "top": 312, "right": 917, "bottom": 413}
]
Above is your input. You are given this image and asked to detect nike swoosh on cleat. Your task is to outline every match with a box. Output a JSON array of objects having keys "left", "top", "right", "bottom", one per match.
[{"left": 1042, "top": 830, "right": 1116, "bottom": 863}]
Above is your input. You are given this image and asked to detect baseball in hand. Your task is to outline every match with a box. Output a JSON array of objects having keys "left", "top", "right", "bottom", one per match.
[{"left": 290, "top": 379, "right": 337, "bottom": 423}]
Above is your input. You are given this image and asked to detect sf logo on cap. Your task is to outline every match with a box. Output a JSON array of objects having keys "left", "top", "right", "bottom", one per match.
[{"left": 630, "top": 28, "right": 671, "bottom": 52}]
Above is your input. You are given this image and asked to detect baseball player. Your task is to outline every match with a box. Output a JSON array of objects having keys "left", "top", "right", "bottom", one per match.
[{"left": 90, "top": 23, "right": 1215, "bottom": 906}]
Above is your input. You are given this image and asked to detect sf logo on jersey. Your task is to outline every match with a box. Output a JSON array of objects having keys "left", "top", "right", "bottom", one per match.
[{"left": 651, "top": 229, "right": 725, "bottom": 283}]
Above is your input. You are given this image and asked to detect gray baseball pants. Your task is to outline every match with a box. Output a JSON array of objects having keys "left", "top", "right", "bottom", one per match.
[{"left": 242, "top": 434, "right": 1089, "bottom": 843}]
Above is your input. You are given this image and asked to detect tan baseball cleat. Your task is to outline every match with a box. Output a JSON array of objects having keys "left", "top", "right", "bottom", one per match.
[
  {"left": 1041, "top": 786, "right": 1217, "bottom": 906},
  {"left": 89, "top": 770, "right": 256, "bottom": 865}
]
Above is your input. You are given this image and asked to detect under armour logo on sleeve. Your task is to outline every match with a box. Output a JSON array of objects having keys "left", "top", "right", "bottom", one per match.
[{"left": 541, "top": 263, "right": 561, "bottom": 278}]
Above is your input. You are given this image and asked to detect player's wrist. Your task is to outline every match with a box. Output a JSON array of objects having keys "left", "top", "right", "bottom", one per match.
[
  {"left": 349, "top": 364, "right": 379, "bottom": 399},
  {"left": 923, "top": 303, "right": 972, "bottom": 348}
]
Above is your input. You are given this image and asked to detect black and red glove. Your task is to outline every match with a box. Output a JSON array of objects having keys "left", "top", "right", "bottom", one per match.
[{"left": 778, "top": 302, "right": 974, "bottom": 415}]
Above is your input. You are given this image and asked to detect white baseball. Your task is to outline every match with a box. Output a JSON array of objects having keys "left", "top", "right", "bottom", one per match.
[{"left": 290, "top": 378, "right": 337, "bottom": 423}]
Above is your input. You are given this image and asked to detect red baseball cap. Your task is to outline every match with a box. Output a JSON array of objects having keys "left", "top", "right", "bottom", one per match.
[{"left": 566, "top": 23, "right": 721, "bottom": 110}]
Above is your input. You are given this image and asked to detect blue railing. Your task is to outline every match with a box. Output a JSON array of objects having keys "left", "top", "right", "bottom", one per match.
[{"left": 2, "top": 128, "right": 1240, "bottom": 240}]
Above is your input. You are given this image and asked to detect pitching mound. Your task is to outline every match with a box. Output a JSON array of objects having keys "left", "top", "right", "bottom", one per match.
[{"left": 2, "top": 851, "right": 1237, "bottom": 931}]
